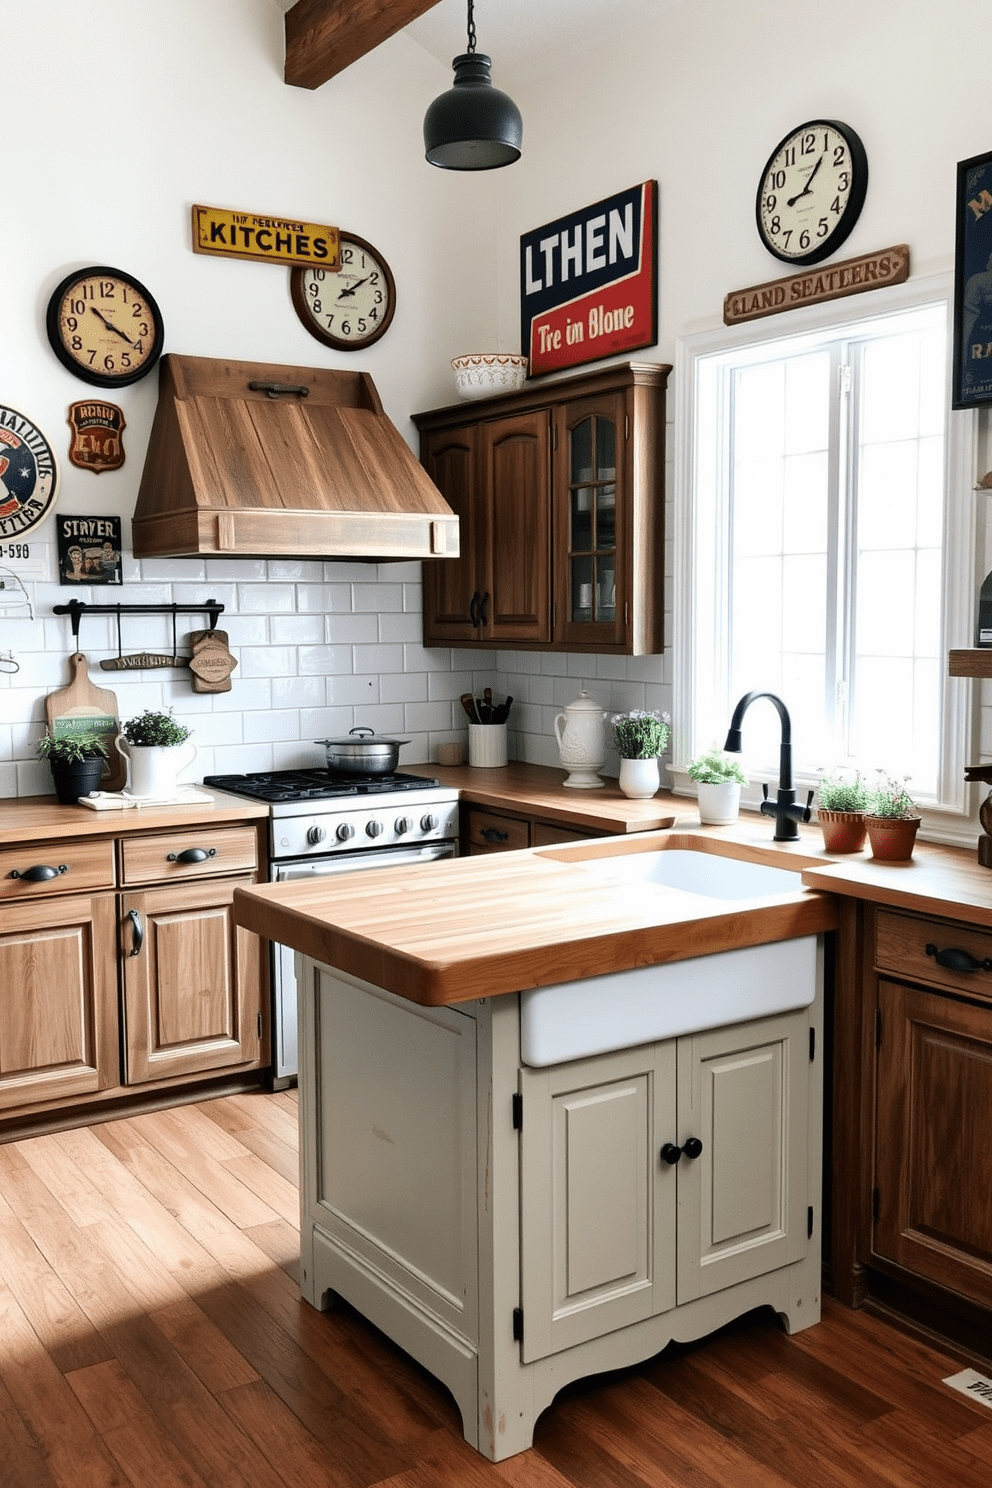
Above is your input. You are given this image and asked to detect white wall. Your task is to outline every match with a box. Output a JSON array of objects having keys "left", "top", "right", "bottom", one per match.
[{"left": 2, "top": 0, "right": 991, "bottom": 806}]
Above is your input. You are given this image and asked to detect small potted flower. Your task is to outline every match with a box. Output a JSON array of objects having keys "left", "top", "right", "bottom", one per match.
[
  {"left": 611, "top": 709, "right": 671, "bottom": 799},
  {"left": 117, "top": 709, "right": 196, "bottom": 799},
  {"left": 687, "top": 747, "right": 749, "bottom": 825},
  {"left": 37, "top": 729, "right": 108, "bottom": 804},
  {"left": 816, "top": 768, "right": 869, "bottom": 853},
  {"left": 864, "top": 775, "right": 921, "bottom": 861}
]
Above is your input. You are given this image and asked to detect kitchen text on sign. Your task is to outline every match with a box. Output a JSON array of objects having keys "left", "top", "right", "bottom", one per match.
[
  {"left": 724, "top": 245, "right": 910, "bottom": 326},
  {"left": 521, "top": 181, "right": 657, "bottom": 377},
  {"left": 191, "top": 204, "right": 341, "bottom": 270}
]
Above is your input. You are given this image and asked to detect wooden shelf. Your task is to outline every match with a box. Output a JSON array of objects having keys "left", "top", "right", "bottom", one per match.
[{"left": 949, "top": 649, "right": 992, "bottom": 677}]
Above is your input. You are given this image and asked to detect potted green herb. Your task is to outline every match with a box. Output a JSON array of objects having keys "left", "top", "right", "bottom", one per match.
[
  {"left": 611, "top": 709, "right": 671, "bottom": 799},
  {"left": 687, "top": 747, "right": 748, "bottom": 825},
  {"left": 116, "top": 709, "right": 196, "bottom": 798},
  {"left": 816, "top": 768, "right": 869, "bottom": 854},
  {"left": 37, "top": 729, "right": 108, "bottom": 804},
  {"left": 864, "top": 775, "right": 921, "bottom": 861}
]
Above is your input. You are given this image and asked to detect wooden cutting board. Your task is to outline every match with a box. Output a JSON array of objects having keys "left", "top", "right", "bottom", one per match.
[{"left": 45, "top": 653, "right": 127, "bottom": 792}]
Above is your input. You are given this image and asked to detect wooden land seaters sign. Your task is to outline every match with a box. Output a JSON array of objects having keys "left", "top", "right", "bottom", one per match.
[
  {"left": 192, "top": 203, "right": 341, "bottom": 270},
  {"left": 521, "top": 181, "right": 657, "bottom": 376},
  {"left": 724, "top": 245, "right": 910, "bottom": 326}
]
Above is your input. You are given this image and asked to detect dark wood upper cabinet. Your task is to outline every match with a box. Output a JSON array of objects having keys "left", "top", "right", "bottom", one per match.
[{"left": 415, "top": 360, "right": 670, "bottom": 655}]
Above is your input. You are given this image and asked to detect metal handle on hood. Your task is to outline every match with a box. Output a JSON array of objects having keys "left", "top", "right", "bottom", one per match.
[{"left": 248, "top": 381, "right": 310, "bottom": 399}]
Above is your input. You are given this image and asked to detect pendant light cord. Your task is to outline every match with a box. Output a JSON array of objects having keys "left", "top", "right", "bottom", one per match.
[{"left": 466, "top": 0, "right": 477, "bottom": 54}]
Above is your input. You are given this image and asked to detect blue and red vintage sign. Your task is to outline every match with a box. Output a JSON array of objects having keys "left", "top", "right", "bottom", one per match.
[{"left": 520, "top": 181, "right": 657, "bottom": 377}]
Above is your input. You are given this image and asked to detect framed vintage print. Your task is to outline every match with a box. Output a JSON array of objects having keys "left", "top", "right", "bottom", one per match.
[
  {"left": 57, "top": 513, "right": 123, "bottom": 585},
  {"left": 953, "top": 150, "right": 992, "bottom": 409}
]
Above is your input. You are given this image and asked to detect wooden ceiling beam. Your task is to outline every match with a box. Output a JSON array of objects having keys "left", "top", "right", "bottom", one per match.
[{"left": 284, "top": 0, "right": 443, "bottom": 90}]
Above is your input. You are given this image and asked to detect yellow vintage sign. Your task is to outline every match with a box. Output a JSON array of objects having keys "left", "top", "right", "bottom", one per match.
[{"left": 191, "top": 203, "right": 340, "bottom": 270}]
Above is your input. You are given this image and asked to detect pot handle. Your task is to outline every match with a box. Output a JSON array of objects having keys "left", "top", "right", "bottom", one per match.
[{"left": 349, "top": 727, "right": 375, "bottom": 739}]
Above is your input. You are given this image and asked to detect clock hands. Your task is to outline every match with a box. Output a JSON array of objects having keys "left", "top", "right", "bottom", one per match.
[
  {"left": 89, "top": 306, "right": 136, "bottom": 346},
  {"left": 786, "top": 153, "right": 824, "bottom": 207},
  {"left": 337, "top": 275, "right": 371, "bottom": 301}
]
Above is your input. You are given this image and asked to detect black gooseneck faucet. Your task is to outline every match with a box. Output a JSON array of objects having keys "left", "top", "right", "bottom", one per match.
[{"left": 723, "top": 691, "right": 815, "bottom": 842}]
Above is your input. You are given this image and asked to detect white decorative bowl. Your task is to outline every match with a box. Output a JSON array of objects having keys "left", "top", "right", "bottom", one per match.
[{"left": 451, "top": 353, "right": 528, "bottom": 399}]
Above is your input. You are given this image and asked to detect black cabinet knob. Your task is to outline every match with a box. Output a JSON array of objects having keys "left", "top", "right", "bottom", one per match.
[
  {"left": 660, "top": 1142, "right": 682, "bottom": 1165},
  {"left": 682, "top": 1136, "right": 704, "bottom": 1160}
]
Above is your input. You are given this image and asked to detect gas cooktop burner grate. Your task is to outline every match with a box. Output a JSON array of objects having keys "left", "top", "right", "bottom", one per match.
[{"left": 203, "top": 769, "right": 442, "bottom": 803}]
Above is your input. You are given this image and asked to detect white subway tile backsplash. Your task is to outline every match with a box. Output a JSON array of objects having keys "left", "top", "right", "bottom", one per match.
[
  {"left": 354, "top": 583, "right": 401, "bottom": 612},
  {"left": 270, "top": 614, "right": 325, "bottom": 645},
  {"left": 353, "top": 643, "right": 405, "bottom": 675},
  {"left": 271, "top": 676, "right": 323, "bottom": 709},
  {"left": 381, "top": 671, "right": 427, "bottom": 704},
  {"left": 379, "top": 611, "right": 422, "bottom": 643},
  {"left": 237, "top": 583, "right": 296, "bottom": 613},
  {"left": 243, "top": 709, "right": 301, "bottom": 744}
]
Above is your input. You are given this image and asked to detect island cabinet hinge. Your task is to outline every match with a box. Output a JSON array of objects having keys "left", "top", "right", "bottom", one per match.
[
  {"left": 872, "top": 1187, "right": 880, "bottom": 1223},
  {"left": 807, "top": 1205, "right": 814, "bottom": 1239},
  {"left": 512, "top": 1092, "right": 523, "bottom": 1130},
  {"left": 512, "top": 1306, "right": 524, "bottom": 1342},
  {"left": 809, "top": 1027, "right": 816, "bottom": 1062}
]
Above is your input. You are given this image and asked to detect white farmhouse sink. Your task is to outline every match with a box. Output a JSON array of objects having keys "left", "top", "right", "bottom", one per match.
[{"left": 520, "top": 843, "right": 816, "bottom": 1067}]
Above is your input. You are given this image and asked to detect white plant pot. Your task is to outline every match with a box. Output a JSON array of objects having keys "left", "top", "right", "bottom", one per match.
[
  {"left": 618, "top": 756, "right": 660, "bottom": 800},
  {"left": 116, "top": 736, "right": 197, "bottom": 798},
  {"left": 696, "top": 780, "right": 741, "bottom": 825}
]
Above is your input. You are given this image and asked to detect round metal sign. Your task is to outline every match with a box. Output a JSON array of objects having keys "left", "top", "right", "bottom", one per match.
[{"left": 0, "top": 404, "right": 59, "bottom": 537}]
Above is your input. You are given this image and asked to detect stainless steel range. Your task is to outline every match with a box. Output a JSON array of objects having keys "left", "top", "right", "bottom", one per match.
[{"left": 203, "top": 769, "right": 460, "bottom": 1086}]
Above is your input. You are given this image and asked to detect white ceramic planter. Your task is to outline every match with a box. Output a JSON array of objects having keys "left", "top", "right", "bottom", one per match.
[
  {"left": 618, "top": 757, "right": 660, "bottom": 799},
  {"left": 696, "top": 780, "right": 741, "bottom": 825},
  {"left": 116, "top": 736, "right": 197, "bottom": 798}
]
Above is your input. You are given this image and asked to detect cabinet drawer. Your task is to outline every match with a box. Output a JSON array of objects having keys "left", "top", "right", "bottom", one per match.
[
  {"left": 465, "top": 808, "right": 530, "bottom": 854},
  {"left": 121, "top": 825, "right": 259, "bottom": 884},
  {"left": 0, "top": 839, "right": 116, "bottom": 900},
  {"left": 875, "top": 909, "right": 992, "bottom": 1004}
]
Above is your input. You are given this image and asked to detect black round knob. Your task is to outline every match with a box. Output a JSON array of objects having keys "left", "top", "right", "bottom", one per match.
[
  {"left": 336, "top": 822, "right": 355, "bottom": 842},
  {"left": 660, "top": 1142, "right": 682, "bottom": 1165},
  {"left": 682, "top": 1137, "right": 703, "bottom": 1160},
  {"left": 366, "top": 819, "right": 384, "bottom": 838},
  {"left": 395, "top": 816, "right": 412, "bottom": 835},
  {"left": 421, "top": 813, "right": 438, "bottom": 832},
  {"left": 307, "top": 825, "right": 327, "bottom": 846}
]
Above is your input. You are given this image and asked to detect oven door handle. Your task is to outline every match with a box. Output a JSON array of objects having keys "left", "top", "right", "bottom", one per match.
[{"left": 273, "top": 843, "right": 456, "bottom": 882}]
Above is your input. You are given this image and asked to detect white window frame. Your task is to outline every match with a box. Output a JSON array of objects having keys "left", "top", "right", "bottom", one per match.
[{"left": 673, "top": 272, "right": 979, "bottom": 842}]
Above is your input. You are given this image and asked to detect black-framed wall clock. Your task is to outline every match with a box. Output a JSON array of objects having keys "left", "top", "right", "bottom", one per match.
[
  {"left": 290, "top": 233, "right": 395, "bottom": 350},
  {"left": 46, "top": 266, "right": 165, "bottom": 388},
  {"left": 755, "top": 120, "right": 868, "bottom": 266}
]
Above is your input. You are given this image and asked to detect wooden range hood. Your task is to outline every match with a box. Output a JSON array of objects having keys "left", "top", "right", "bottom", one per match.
[{"left": 131, "top": 355, "right": 459, "bottom": 561}]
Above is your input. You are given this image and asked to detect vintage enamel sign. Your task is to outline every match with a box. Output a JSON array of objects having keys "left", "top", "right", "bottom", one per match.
[
  {"left": 67, "top": 400, "right": 126, "bottom": 473},
  {"left": 0, "top": 405, "right": 59, "bottom": 538},
  {"left": 520, "top": 181, "right": 657, "bottom": 376},
  {"left": 192, "top": 203, "right": 341, "bottom": 270}
]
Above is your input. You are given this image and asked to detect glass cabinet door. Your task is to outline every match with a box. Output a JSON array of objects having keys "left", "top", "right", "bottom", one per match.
[{"left": 556, "top": 392, "right": 626, "bottom": 647}]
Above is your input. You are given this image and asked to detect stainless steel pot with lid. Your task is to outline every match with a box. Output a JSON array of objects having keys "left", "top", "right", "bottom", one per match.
[{"left": 315, "top": 726, "right": 410, "bottom": 775}]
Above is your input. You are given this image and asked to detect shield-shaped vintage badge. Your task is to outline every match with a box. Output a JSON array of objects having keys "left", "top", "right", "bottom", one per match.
[
  {"left": 0, "top": 405, "right": 59, "bottom": 536},
  {"left": 67, "top": 400, "right": 126, "bottom": 473}
]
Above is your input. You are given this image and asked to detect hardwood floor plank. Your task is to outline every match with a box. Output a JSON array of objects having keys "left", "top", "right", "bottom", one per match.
[
  {"left": 224, "top": 1119, "right": 300, "bottom": 1186},
  {"left": 101, "top": 1416, "right": 210, "bottom": 1488},
  {"left": 125, "top": 1107, "right": 281, "bottom": 1229},
  {"left": 220, "top": 1376, "right": 363, "bottom": 1488},
  {"left": 151, "top": 1295, "right": 261, "bottom": 1395},
  {"left": 222, "top": 1149, "right": 300, "bottom": 1224},
  {"left": 0, "top": 1368, "right": 62, "bottom": 1488},
  {"left": 244, "top": 1216, "right": 301, "bottom": 1280}
]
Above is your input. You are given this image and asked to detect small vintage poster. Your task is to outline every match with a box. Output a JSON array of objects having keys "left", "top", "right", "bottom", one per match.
[
  {"left": 953, "top": 150, "right": 992, "bottom": 409},
  {"left": 67, "top": 400, "right": 126, "bottom": 473},
  {"left": 57, "top": 513, "right": 123, "bottom": 586},
  {"left": 520, "top": 180, "right": 657, "bottom": 377}
]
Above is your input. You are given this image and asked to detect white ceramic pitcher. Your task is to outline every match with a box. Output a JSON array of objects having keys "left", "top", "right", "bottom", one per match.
[
  {"left": 116, "top": 735, "right": 197, "bottom": 798},
  {"left": 554, "top": 689, "right": 607, "bottom": 789}
]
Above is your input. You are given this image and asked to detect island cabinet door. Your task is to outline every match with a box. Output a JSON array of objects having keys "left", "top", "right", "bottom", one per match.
[
  {"left": 121, "top": 876, "right": 262, "bottom": 1084},
  {"left": 519, "top": 1041, "right": 678, "bottom": 1362},
  {"left": 675, "top": 1008, "right": 811, "bottom": 1304},
  {"left": 0, "top": 893, "right": 118, "bottom": 1110},
  {"left": 874, "top": 979, "right": 992, "bottom": 1308}
]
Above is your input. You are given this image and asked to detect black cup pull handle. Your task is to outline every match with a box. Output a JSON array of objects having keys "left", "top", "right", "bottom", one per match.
[
  {"left": 481, "top": 827, "right": 509, "bottom": 844},
  {"left": 469, "top": 591, "right": 480, "bottom": 628},
  {"left": 8, "top": 863, "right": 68, "bottom": 882},
  {"left": 166, "top": 847, "right": 216, "bottom": 864},
  {"left": 925, "top": 942, "right": 992, "bottom": 973},
  {"left": 128, "top": 908, "right": 143, "bottom": 957},
  {"left": 480, "top": 590, "right": 490, "bottom": 626}
]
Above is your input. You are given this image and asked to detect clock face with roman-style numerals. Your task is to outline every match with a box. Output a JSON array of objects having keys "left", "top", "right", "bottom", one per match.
[
  {"left": 290, "top": 234, "right": 395, "bottom": 351},
  {"left": 46, "top": 266, "right": 164, "bottom": 387},
  {"left": 756, "top": 120, "right": 868, "bottom": 266}
]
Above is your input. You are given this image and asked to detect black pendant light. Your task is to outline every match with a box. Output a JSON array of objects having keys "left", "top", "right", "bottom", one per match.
[{"left": 423, "top": 0, "right": 522, "bottom": 170}]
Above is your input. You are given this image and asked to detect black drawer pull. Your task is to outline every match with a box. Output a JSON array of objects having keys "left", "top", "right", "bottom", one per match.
[
  {"left": 8, "top": 863, "right": 69, "bottom": 882},
  {"left": 128, "top": 908, "right": 143, "bottom": 957},
  {"left": 925, "top": 942, "right": 992, "bottom": 973},
  {"left": 480, "top": 827, "right": 509, "bottom": 844},
  {"left": 167, "top": 847, "right": 217, "bottom": 864}
]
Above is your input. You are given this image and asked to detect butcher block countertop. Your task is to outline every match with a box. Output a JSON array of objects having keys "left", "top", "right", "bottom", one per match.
[
  {"left": 0, "top": 790, "right": 269, "bottom": 846},
  {"left": 414, "top": 760, "right": 681, "bottom": 834}
]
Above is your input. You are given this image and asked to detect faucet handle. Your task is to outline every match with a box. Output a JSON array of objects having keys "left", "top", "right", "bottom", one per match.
[{"left": 761, "top": 782, "right": 770, "bottom": 801}]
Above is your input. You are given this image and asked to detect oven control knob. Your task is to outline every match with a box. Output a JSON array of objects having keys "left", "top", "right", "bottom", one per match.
[
  {"left": 420, "top": 813, "right": 439, "bottom": 833},
  {"left": 307, "top": 825, "right": 327, "bottom": 845},
  {"left": 366, "top": 819, "right": 385, "bottom": 838},
  {"left": 336, "top": 822, "right": 355, "bottom": 842},
  {"left": 394, "top": 816, "right": 412, "bottom": 835}
]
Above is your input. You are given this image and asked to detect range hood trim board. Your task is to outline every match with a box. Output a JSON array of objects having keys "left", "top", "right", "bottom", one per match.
[{"left": 131, "top": 354, "right": 459, "bottom": 560}]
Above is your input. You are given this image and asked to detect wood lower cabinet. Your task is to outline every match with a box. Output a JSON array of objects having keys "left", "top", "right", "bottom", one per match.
[
  {"left": 416, "top": 360, "right": 669, "bottom": 655},
  {"left": 463, "top": 802, "right": 606, "bottom": 855},
  {"left": 0, "top": 816, "right": 268, "bottom": 1127}
]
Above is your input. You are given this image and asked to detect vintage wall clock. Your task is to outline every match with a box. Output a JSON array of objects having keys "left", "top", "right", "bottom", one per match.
[
  {"left": 46, "top": 266, "right": 165, "bottom": 388},
  {"left": 756, "top": 120, "right": 868, "bottom": 266},
  {"left": 290, "top": 233, "right": 395, "bottom": 350}
]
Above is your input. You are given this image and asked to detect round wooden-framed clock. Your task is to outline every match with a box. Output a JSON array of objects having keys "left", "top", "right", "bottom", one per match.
[
  {"left": 46, "top": 265, "right": 165, "bottom": 388},
  {"left": 290, "top": 233, "right": 395, "bottom": 351},
  {"left": 755, "top": 120, "right": 868, "bottom": 266}
]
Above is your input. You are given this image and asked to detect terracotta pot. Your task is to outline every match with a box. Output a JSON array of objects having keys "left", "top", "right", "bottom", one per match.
[
  {"left": 864, "top": 814, "right": 922, "bottom": 862},
  {"left": 817, "top": 809, "right": 867, "bottom": 854}
]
